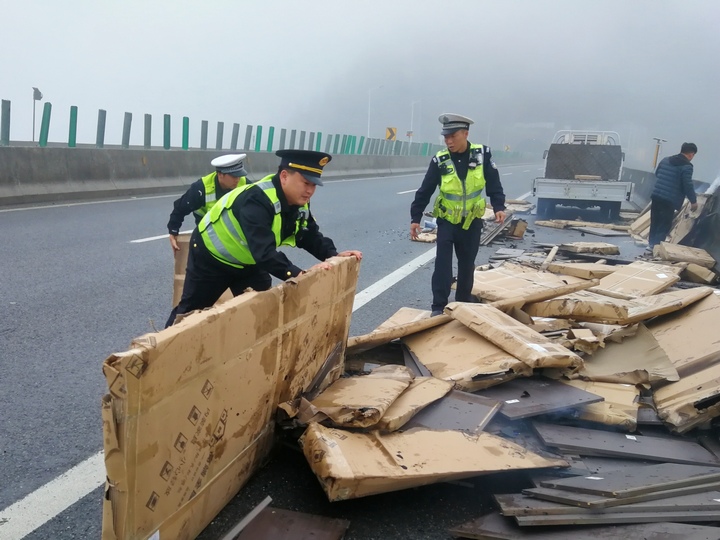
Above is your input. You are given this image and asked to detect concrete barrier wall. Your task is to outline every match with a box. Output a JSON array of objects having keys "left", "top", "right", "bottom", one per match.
[{"left": 0, "top": 147, "right": 432, "bottom": 206}]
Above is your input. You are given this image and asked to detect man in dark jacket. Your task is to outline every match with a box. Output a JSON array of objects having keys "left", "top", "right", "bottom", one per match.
[{"left": 648, "top": 142, "right": 698, "bottom": 249}]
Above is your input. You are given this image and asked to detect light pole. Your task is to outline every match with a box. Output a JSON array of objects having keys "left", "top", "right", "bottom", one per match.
[
  {"left": 409, "top": 100, "right": 421, "bottom": 142},
  {"left": 651, "top": 137, "right": 667, "bottom": 169},
  {"left": 367, "top": 85, "right": 383, "bottom": 139},
  {"left": 32, "top": 87, "right": 43, "bottom": 142}
]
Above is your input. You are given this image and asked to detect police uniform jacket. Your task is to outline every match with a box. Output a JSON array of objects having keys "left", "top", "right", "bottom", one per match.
[
  {"left": 214, "top": 174, "right": 338, "bottom": 279},
  {"left": 167, "top": 176, "right": 234, "bottom": 235},
  {"left": 411, "top": 144, "right": 506, "bottom": 224}
]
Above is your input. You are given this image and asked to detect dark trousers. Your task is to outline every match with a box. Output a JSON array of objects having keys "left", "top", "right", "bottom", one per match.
[
  {"left": 165, "top": 230, "right": 271, "bottom": 327},
  {"left": 431, "top": 218, "right": 483, "bottom": 312},
  {"left": 648, "top": 196, "right": 676, "bottom": 248}
]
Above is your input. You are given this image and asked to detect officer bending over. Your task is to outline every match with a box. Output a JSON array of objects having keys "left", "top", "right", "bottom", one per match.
[
  {"left": 167, "top": 153, "right": 249, "bottom": 252},
  {"left": 166, "top": 149, "right": 362, "bottom": 327}
]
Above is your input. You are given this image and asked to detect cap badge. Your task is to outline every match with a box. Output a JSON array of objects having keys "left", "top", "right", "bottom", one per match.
[{"left": 319, "top": 157, "right": 329, "bottom": 166}]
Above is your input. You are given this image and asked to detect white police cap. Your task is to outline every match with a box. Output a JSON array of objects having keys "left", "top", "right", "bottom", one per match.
[
  {"left": 211, "top": 153, "right": 248, "bottom": 177},
  {"left": 439, "top": 113, "right": 474, "bottom": 135}
]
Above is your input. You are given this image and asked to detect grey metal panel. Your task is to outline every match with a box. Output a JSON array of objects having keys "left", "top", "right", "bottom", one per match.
[
  {"left": 243, "top": 125, "right": 253, "bottom": 151},
  {"left": 495, "top": 490, "right": 720, "bottom": 516},
  {"left": 524, "top": 481, "right": 720, "bottom": 509},
  {"left": 230, "top": 123, "right": 240, "bottom": 150},
  {"left": 299, "top": 131, "right": 306, "bottom": 150},
  {"left": 477, "top": 378, "right": 603, "bottom": 420},
  {"left": 540, "top": 463, "right": 720, "bottom": 498},
  {"left": 545, "top": 144, "right": 623, "bottom": 181},
  {"left": 308, "top": 132, "right": 315, "bottom": 151},
  {"left": 401, "top": 344, "right": 431, "bottom": 378},
  {"left": 447, "top": 511, "right": 720, "bottom": 540},
  {"left": 289, "top": 129, "right": 297, "bottom": 149},
  {"left": 515, "top": 510, "right": 720, "bottom": 526},
  {"left": 532, "top": 422, "right": 720, "bottom": 466},
  {"left": 235, "top": 507, "right": 349, "bottom": 539},
  {"left": 404, "top": 389, "right": 501, "bottom": 433},
  {"left": 279, "top": 128, "right": 287, "bottom": 150}
]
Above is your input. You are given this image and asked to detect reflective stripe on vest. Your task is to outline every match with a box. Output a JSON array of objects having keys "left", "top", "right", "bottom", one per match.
[
  {"left": 432, "top": 143, "right": 487, "bottom": 229},
  {"left": 199, "top": 175, "right": 309, "bottom": 268}
]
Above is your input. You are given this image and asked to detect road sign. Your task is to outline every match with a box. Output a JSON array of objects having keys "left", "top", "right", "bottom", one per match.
[
  {"left": 406, "top": 130, "right": 413, "bottom": 138},
  {"left": 385, "top": 127, "right": 397, "bottom": 141}
]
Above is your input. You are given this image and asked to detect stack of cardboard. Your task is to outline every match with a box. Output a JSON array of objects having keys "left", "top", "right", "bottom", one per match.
[{"left": 336, "top": 258, "right": 720, "bottom": 538}]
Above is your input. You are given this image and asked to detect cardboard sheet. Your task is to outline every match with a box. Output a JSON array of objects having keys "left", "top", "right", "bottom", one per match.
[
  {"left": 299, "top": 423, "right": 567, "bottom": 501},
  {"left": 655, "top": 241, "right": 715, "bottom": 268},
  {"left": 402, "top": 319, "right": 531, "bottom": 391},
  {"left": 101, "top": 257, "right": 359, "bottom": 540},
  {"left": 559, "top": 242, "right": 620, "bottom": 255},
  {"left": 567, "top": 324, "right": 678, "bottom": 385},
  {"left": 346, "top": 308, "right": 450, "bottom": 354},
  {"left": 649, "top": 291, "right": 720, "bottom": 377},
  {"left": 654, "top": 361, "right": 720, "bottom": 433},
  {"left": 470, "top": 262, "right": 586, "bottom": 303},
  {"left": 307, "top": 366, "right": 414, "bottom": 428},
  {"left": 375, "top": 377, "right": 454, "bottom": 431},
  {"left": 446, "top": 303, "right": 582, "bottom": 369},
  {"left": 589, "top": 260, "right": 681, "bottom": 300},
  {"left": 684, "top": 263, "right": 718, "bottom": 284},
  {"left": 172, "top": 233, "right": 232, "bottom": 308},
  {"left": 545, "top": 262, "right": 618, "bottom": 280},
  {"left": 558, "top": 379, "right": 639, "bottom": 431},
  {"left": 524, "top": 287, "right": 713, "bottom": 325}
]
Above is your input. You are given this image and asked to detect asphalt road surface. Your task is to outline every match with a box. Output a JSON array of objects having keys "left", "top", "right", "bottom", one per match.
[{"left": 2, "top": 160, "right": 640, "bottom": 539}]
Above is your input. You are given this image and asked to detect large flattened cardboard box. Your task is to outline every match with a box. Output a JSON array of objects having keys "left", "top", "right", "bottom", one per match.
[{"left": 102, "top": 257, "right": 359, "bottom": 540}]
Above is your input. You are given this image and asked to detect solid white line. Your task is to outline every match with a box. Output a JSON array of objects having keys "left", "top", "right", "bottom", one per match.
[
  {"left": 502, "top": 172, "right": 513, "bottom": 176},
  {"left": 352, "top": 247, "right": 436, "bottom": 312},
  {"left": 0, "top": 193, "right": 178, "bottom": 213},
  {"left": 537, "top": 167, "right": 544, "bottom": 171},
  {"left": 523, "top": 170, "right": 530, "bottom": 172},
  {"left": 396, "top": 189, "right": 417, "bottom": 195},
  {"left": 0, "top": 451, "right": 105, "bottom": 539},
  {"left": 0, "top": 246, "right": 437, "bottom": 535},
  {"left": 130, "top": 230, "right": 192, "bottom": 243}
]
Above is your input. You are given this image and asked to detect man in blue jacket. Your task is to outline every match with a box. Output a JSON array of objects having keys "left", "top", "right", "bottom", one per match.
[{"left": 648, "top": 142, "right": 698, "bottom": 249}]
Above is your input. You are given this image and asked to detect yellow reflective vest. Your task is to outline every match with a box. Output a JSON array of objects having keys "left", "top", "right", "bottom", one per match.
[
  {"left": 193, "top": 171, "right": 248, "bottom": 221},
  {"left": 198, "top": 175, "right": 309, "bottom": 268},
  {"left": 432, "top": 144, "right": 487, "bottom": 229}
]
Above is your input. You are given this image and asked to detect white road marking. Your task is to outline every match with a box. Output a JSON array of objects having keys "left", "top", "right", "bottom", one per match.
[
  {"left": 0, "top": 245, "right": 438, "bottom": 537},
  {"left": 0, "top": 451, "right": 105, "bottom": 539},
  {"left": 353, "top": 247, "right": 436, "bottom": 311},
  {"left": 502, "top": 172, "right": 513, "bottom": 176},
  {"left": 397, "top": 189, "right": 418, "bottom": 195},
  {"left": 537, "top": 167, "right": 544, "bottom": 171},
  {"left": 517, "top": 191, "right": 532, "bottom": 200},
  {"left": 523, "top": 170, "right": 530, "bottom": 172},
  {"left": 130, "top": 231, "right": 192, "bottom": 243},
  {"left": 0, "top": 193, "right": 178, "bottom": 213}
]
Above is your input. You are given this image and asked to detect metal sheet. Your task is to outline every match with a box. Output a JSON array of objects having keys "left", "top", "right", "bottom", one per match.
[
  {"left": 540, "top": 463, "right": 720, "bottom": 498},
  {"left": 495, "top": 490, "right": 720, "bottom": 516},
  {"left": 572, "top": 227, "right": 629, "bottom": 237},
  {"left": 532, "top": 422, "right": 720, "bottom": 466},
  {"left": 524, "top": 481, "right": 720, "bottom": 509},
  {"left": 516, "top": 510, "right": 720, "bottom": 526},
  {"left": 476, "top": 377, "right": 603, "bottom": 420},
  {"left": 403, "top": 389, "right": 501, "bottom": 433},
  {"left": 401, "top": 344, "right": 432, "bottom": 377},
  {"left": 447, "top": 511, "right": 720, "bottom": 540},
  {"left": 235, "top": 507, "right": 350, "bottom": 540}
]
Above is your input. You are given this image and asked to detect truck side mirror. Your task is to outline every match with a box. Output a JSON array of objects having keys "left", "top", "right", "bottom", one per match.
[
  {"left": 542, "top": 150, "right": 548, "bottom": 160},
  {"left": 621, "top": 152, "right": 625, "bottom": 161}
]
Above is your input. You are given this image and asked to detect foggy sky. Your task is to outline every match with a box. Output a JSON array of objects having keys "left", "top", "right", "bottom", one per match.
[{"left": 2, "top": 0, "right": 718, "bottom": 179}]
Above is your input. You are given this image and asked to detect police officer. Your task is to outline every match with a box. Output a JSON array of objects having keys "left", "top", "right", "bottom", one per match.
[
  {"left": 410, "top": 113, "right": 507, "bottom": 316},
  {"left": 166, "top": 149, "right": 363, "bottom": 327},
  {"left": 167, "top": 154, "right": 249, "bottom": 252}
]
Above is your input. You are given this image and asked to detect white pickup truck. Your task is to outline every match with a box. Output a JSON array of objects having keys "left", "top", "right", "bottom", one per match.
[{"left": 532, "top": 130, "right": 632, "bottom": 221}]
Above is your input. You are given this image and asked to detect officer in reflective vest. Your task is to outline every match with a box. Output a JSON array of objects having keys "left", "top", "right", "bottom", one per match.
[
  {"left": 167, "top": 154, "right": 249, "bottom": 252},
  {"left": 410, "top": 113, "right": 507, "bottom": 316},
  {"left": 166, "top": 149, "right": 362, "bottom": 327}
]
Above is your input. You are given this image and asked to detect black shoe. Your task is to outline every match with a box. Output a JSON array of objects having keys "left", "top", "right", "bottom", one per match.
[{"left": 431, "top": 309, "right": 444, "bottom": 317}]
